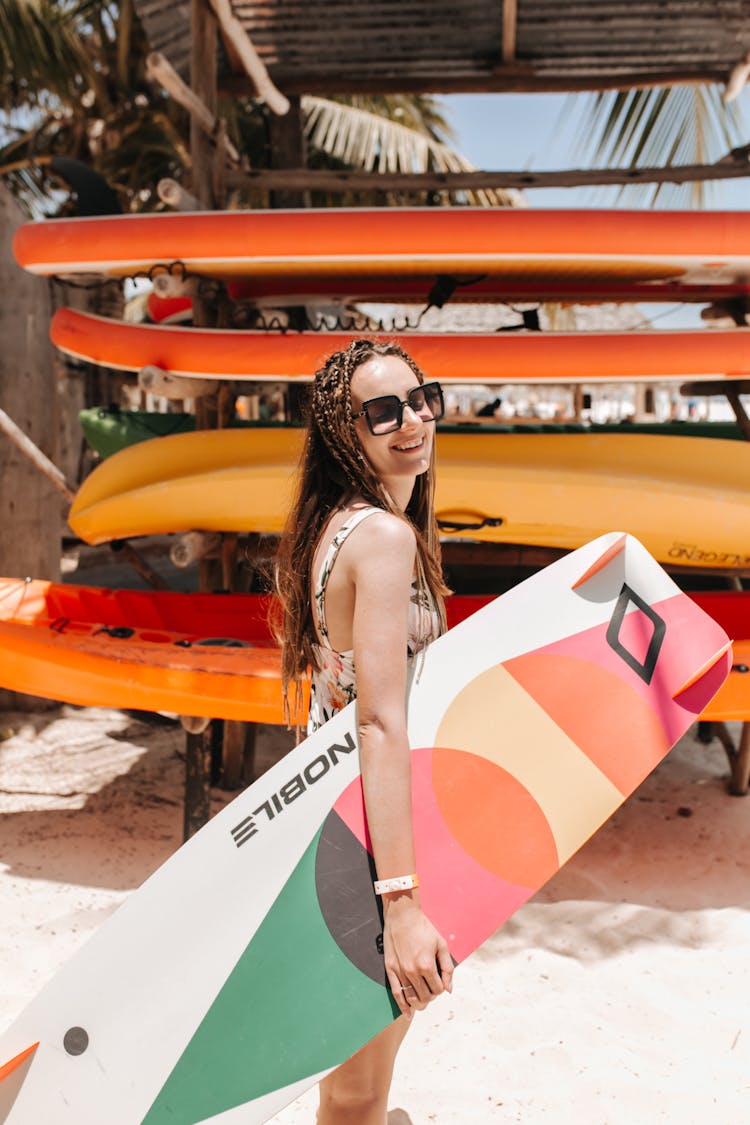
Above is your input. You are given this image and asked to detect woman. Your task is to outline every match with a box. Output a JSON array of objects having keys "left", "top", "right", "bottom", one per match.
[{"left": 275, "top": 338, "right": 454, "bottom": 1124}]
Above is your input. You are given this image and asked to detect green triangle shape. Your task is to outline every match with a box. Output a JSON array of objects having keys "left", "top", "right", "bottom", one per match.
[{"left": 142, "top": 824, "right": 396, "bottom": 1124}]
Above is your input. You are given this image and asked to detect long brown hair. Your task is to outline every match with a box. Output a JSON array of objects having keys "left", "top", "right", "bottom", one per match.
[{"left": 274, "top": 338, "right": 449, "bottom": 720}]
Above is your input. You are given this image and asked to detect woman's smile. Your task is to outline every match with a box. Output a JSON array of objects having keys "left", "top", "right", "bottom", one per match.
[{"left": 392, "top": 434, "right": 426, "bottom": 453}]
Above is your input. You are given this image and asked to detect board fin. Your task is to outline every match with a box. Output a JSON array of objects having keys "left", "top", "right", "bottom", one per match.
[
  {"left": 671, "top": 640, "right": 734, "bottom": 700},
  {"left": 572, "top": 534, "right": 627, "bottom": 590},
  {"left": 0, "top": 1043, "right": 39, "bottom": 1122}
]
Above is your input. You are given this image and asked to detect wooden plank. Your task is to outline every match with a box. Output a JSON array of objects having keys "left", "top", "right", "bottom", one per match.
[
  {"left": 224, "top": 150, "right": 750, "bottom": 194},
  {"left": 184, "top": 0, "right": 220, "bottom": 841},
  {"left": 502, "top": 0, "right": 517, "bottom": 63},
  {"left": 220, "top": 66, "right": 726, "bottom": 97}
]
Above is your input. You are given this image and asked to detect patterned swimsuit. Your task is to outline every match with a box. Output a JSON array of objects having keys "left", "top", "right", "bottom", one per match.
[{"left": 307, "top": 507, "right": 440, "bottom": 735}]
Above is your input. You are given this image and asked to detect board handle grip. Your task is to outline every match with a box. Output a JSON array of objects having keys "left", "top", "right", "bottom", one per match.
[
  {"left": 671, "top": 640, "right": 733, "bottom": 700},
  {"left": 572, "top": 534, "right": 627, "bottom": 590},
  {"left": 437, "top": 510, "right": 504, "bottom": 533}
]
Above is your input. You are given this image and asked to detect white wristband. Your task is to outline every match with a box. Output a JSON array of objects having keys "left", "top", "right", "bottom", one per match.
[{"left": 373, "top": 874, "right": 420, "bottom": 895}]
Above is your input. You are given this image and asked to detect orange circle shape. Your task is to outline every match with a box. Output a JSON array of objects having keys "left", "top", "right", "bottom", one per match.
[{"left": 432, "top": 746, "right": 559, "bottom": 889}]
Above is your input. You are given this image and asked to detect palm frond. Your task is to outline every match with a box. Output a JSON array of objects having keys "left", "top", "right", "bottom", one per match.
[
  {"left": 302, "top": 96, "right": 521, "bottom": 207},
  {"left": 566, "top": 84, "right": 745, "bottom": 207},
  {"left": 0, "top": 0, "right": 93, "bottom": 110}
]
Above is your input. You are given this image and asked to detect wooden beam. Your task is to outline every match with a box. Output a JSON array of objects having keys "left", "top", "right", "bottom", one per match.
[
  {"left": 268, "top": 95, "right": 308, "bottom": 209},
  {"left": 0, "top": 405, "right": 74, "bottom": 503},
  {"left": 502, "top": 0, "right": 518, "bottom": 65},
  {"left": 138, "top": 365, "right": 219, "bottom": 401},
  {"left": 680, "top": 380, "right": 750, "bottom": 441},
  {"left": 157, "top": 177, "right": 202, "bottom": 211},
  {"left": 146, "top": 52, "right": 240, "bottom": 165},
  {"left": 726, "top": 388, "right": 750, "bottom": 441},
  {"left": 221, "top": 67, "right": 727, "bottom": 98},
  {"left": 680, "top": 381, "right": 750, "bottom": 397},
  {"left": 207, "top": 0, "right": 289, "bottom": 115},
  {"left": 184, "top": 0, "right": 220, "bottom": 842},
  {"left": 224, "top": 148, "right": 750, "bottom": 195}
]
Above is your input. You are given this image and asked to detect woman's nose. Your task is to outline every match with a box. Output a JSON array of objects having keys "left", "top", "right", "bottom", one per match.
[{"left": 401, "top": 403, "right": 421, "bottom": 426}]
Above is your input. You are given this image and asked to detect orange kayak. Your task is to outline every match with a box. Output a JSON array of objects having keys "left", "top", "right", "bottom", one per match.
[
  {"left": 0, "top": 579, "right": 746, "bottom": 722},
  {"left": 15, "top": 208, "right": 750, "bottom": 303},
  {"left": 0, "top": 579, "right": 306, "bottom": 724}
]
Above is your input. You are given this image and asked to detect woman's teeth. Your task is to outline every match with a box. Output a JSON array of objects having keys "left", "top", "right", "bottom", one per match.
[{"left": 394, "top": 437, "right": 424, "bottom": 451}]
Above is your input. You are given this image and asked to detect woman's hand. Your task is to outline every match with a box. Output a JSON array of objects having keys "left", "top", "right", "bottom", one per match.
[{"left": 382, "top": 893, "right": 454, "bottom": 1019}]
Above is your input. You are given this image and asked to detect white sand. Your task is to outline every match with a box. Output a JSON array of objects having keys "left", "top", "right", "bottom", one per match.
[{"left": 1, "top": 706, "right": 749, "bottom": 1124}]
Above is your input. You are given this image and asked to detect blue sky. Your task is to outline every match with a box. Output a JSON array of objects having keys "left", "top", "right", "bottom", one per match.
[
  {"left": 441, "top": 92, "right": 750, "bottom": 211},
  {"left": 440, "top": 92, "right": 750, "bottom": 328}
]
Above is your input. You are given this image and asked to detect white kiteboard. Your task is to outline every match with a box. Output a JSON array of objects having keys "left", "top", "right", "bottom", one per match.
[{"left": 0, "top": 533, "right": 730, "bottom": 1124}]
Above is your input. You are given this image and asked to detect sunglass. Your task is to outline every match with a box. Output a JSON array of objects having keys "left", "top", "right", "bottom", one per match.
[{"left": 351, "top": 381, "right": 444, "bottom": 436}]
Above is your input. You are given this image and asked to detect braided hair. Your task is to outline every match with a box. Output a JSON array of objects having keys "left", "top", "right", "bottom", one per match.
[{"left": 274, "top": 338, "right": 449, "bottom": 724}]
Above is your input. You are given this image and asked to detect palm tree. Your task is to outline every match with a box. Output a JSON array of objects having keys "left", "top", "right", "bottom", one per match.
[
  {"left": 1, "top": 1, "right": 517, "bottom": 214},
  {"left": 0, "top": 0, "right": 190, "bottom": 213},
  {"left": 561, "top": 84, "right": 746, "bottom": 207}
]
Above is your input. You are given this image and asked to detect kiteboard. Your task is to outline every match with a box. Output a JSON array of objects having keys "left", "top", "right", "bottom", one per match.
[
  {"left": 0, "top": 578, "right": 303, "bottom": 724},
  {"left": 67, "top": 428, "right": 750, "bottom": 571},
  {"left": 14, "top": 207, "right": 750, "bottom": 303},
  {"left": 50, "top": 307, "right": 750, "bottom": 384},
  {"left": 0, "top": 532, "right": 732, "bottom": 1124}
]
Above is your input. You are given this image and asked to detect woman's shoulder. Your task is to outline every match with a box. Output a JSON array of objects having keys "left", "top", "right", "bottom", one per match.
[
  {"left": 354, "top": 508, "right": 416, "bottom": 548},
  {"left": 342, "top": 508, "right": 416, "bottom": 573}
]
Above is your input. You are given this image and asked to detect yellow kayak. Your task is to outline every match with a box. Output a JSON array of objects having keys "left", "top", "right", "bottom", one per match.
[{"left": 69, "top": 429, "right": 750, "bottom": 570}]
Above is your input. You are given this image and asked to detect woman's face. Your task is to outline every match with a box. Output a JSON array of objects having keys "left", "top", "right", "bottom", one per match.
[{"left": 350, "top": 353, "right": 434, "bottom": 494}]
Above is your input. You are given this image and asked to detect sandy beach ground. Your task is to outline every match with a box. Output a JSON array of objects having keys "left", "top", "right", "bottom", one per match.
[{"left": 1, "top": 706, "right": 749, "bottom": 1124}]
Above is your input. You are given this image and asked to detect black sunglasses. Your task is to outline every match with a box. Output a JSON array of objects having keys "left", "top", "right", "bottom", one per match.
[{"left": 351, "top": 381, "right": 445, "bottom": 436}]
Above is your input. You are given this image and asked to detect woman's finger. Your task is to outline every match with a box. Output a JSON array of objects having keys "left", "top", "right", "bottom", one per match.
[
  {"left": 436, "top": 940, "right": 454, "bottom": 994},
  {"left": 419, "top": 958, "right": 446, "bottom": 999},
  {"left": 402, "top": 974, "right": 431, "bottom": 1008},
  {"left": 386, "top": 970, "right": 413, "bottom": 1019}
]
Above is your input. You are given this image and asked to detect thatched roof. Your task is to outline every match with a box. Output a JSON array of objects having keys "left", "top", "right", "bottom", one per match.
[{"left": 134, "top": 0, "right": 750, "bottom": 95}]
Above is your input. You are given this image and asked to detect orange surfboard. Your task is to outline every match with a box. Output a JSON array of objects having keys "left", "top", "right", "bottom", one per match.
[
  {"left": 51, "top": 307, "right": 750, "bottom": 384},
  {"left": 15, "top": 208, "right": 750, "bottom": 303}
]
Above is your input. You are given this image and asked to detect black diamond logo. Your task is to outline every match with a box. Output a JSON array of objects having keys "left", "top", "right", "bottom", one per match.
[{"left": 606, "top": 583, "right": 666, "bottom": 685}]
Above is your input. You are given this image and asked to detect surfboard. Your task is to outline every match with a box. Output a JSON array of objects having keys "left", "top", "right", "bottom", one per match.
[
  {"left": 0, "top": 578, "right": 304, "bottom": 724},
  {"left": 51, "top": 307, "right": 750, "bottom": 384},
  {"left": 0, "top": 533, "right": 731, "bottom": 1124},
  {"left": 14, "top": 208, "right": 750, "bottom": 304},
  {"left": 67, "top": 428, "right": 750, "bottom": 571}
]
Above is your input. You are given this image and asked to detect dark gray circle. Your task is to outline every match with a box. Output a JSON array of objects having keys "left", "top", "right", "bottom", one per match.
[{"left": 63, "top": 1027, "right": 89, "bottom": 1056}]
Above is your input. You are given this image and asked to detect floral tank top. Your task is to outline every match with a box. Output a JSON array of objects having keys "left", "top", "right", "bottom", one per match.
[{"left": 307, "top": 507, "right": 441, "bottom": 735}]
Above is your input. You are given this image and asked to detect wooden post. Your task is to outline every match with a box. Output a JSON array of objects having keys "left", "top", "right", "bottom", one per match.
[
  {"left": 183, "top": 731, "right": 213, "bottom": 838},
  {"left": 183, "top": 0, "right": 220, "bottom": 840},
  {"left": 268, "top": 95, "right": 308, "bottom": 209},
  {"left": 268, "top": 97, "right": 308, "bottom": 333},
  {"left": 0, "top": 186, "right": 60, "bottom": 711},
  {"left": 189, "top": 2, "right": 218, "bottom": 211}
]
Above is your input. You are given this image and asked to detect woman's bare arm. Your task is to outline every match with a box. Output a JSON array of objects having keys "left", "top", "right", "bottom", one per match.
[{"left": 347, "top": 513, "right": 453, "bottom": 1018}]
